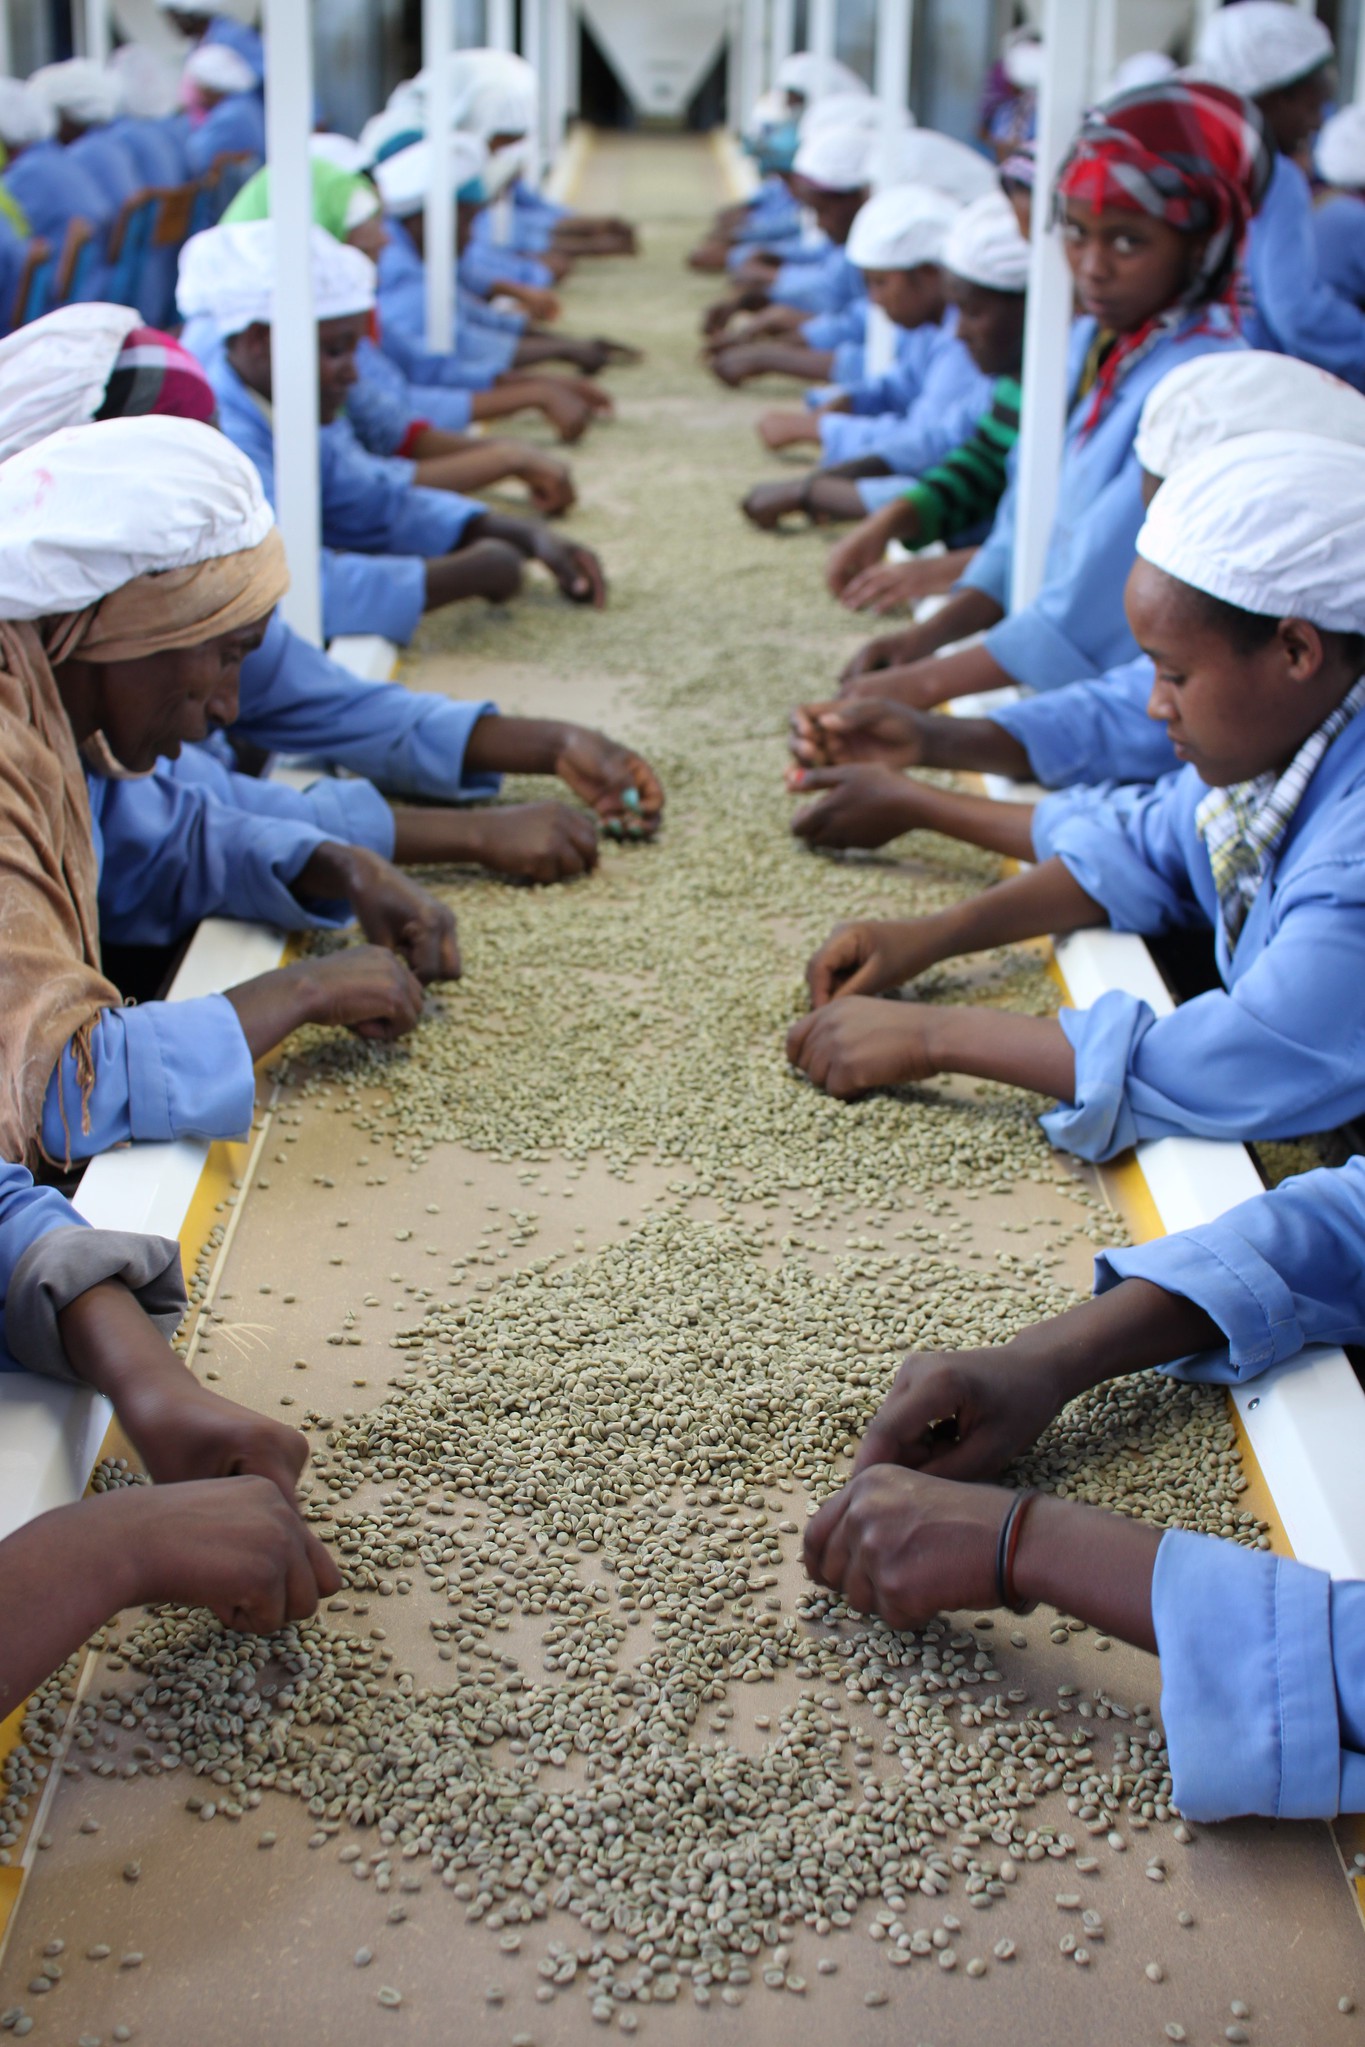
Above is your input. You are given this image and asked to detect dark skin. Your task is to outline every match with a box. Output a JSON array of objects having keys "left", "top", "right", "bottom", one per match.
[
  {"left": 703, "top": 181, "right": 870, "bottom": 342},
  {"left": 226, "top": 319, "right": 608, "bottom": 610},
  {"left": 787, "top": 561, "right": 1361, "bottom": 1105},
  {"left": 831, "top": 202, "right": 1209, "bottom": 709},
  {"left": 803, "top": 1272, "right": 1237, "bottom": 1653},
  {"left": 56, "top": 619, "right": 454, "bottom": 1052},
  {"left": 823, "top": 276, "right": 1027, "bottom": 594},
  {"left": 1257, "top": 63, "right": 1332, "bottom": 159}
]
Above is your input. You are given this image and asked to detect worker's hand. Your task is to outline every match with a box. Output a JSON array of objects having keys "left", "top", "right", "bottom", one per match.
[
  {"left": 839, "top": 623, "right": 930, "bottom": 687},
  {"left": 295, "top": 946, "right": 427, "bottom": 1042},
  {"left": 839, "top": 556, "right": 952, "bottom": 614},
  {"left": 710, "top": 343, "right": 773, "bottom": 388},
  {"left": 788, "top": 764, "right": 920, "bottom": 851},
  {"left": 844, "top": 657, "right": 960, "bottom": 711},
  {"left": 554, "top": 726, "right": 664, "bottom": 837},
  {"left": 116, "top": 1476, "right": 342, "bottom": 1634},
  {"left": 803, "top": 1466, "right": 1013, "bottom": 1631},
  {"left": 853, "top": 1347, "right": 1067, "bottom": 1485},
  {"left": 804, "top": 917, "right": 944, "bottom": 1008},
  {"left": 557, "top": 374, "right": 615, "bottom": 415},
  {"left": 786, "top": 994, "right": 943, "bottom": 1098},
  {"left": 516, "top": 452, "right": 577, "bottom": 516},
  {"left": 122, "top": 1377, "right": 312, "bottom": 1504},
  {"left": 465, "top": 801, "right": 600, "bottom": 884},
  {"left": 590, "top": 335, "right": 643, "bottom": 365},
  {"left": 518, "top": 285, "right": 562, "bottom": 322},
  {"left": 742, "top": 480, "right": 809, "bottom": 530},
  {"left": 702, "top": 295, "right": 745, "bottom": 338},
  {"left": 826, "top": 516, "right": 900, "bottom": 599},
  {"left": 533, "top": 533, "right": 608, "bottom": 607},
  {"left": 788, "top": 696, "right": 931, "bottom": 770},
  {"left": 345, "top": 854, "right": 460, "bottom": 982},
  {"left": 537, "top": 385, "right": 595, "bottom": 443},
  {"left": 758, "top": 409, "right": 820, "bottom": 451},
  {"left": 431, "top": 537, "right": 525, "bottom": 605}
]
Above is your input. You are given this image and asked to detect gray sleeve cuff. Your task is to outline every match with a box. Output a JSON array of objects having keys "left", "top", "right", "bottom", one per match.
[{"left": 8, "top": 1227, "right": 187, "bottom": 1382}]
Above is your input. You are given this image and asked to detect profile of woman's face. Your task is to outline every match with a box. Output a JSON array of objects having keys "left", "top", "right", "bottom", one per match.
[{"left": 74, "top": 617, "right": 272, "bottom": 773}]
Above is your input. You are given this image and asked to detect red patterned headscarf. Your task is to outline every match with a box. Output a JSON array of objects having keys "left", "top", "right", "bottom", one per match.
[
  {"left": 1053, "top": 80, "right": 1273, "bottom": 427},
  {"left": 94, "top": 326, "right": 217, "bottom": 429}
]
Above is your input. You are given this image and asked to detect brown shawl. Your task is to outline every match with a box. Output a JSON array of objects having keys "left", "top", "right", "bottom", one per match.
[{"left": 0, "top": 530, "right": 289, "bottom": 1166}]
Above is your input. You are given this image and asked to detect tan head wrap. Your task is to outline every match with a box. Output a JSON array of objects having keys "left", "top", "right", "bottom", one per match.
[{"left": 0, "top": 419, "right": 287, "bottom": 1165}]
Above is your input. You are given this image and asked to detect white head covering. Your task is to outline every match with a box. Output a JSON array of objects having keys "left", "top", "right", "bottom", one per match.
[
  {"left": 109, "top": 44, "right": 182, "bottom": 120},
  {"left": 1195, "top": 1, "right": 1333, "bottom": 99},
  {"left": 28, "top": 58, "right": 124, "bottom": 128},
  {"left": 373, "top": 131, "right": 488, "bottom": 214},
  {"left": 942, "top": 190, "right": 1030, "bottom": 292},
  {"left": 866, "top": 125, "right": 999, "bottom": 204},
  {"left": 0, "top": 416, "right": 275, "bottom": 621},
  {"left": 794, "top": 121, "right": 873, "bottom": 193},
  {"left": 1136, "top": 351, "right": 1365, "bottom": 480},
  {"left": 1002, "top": 32, "right": 1044, "bottom": 91},
  {"left": 744, "top": 88, "right": 788, "bottom": 142},
  {"left": 452, "top": 58, "right": 537, "bottom": 140},
  {"left": 310, "top": 132, "right": 367, "bottom": 176},
  {"left": 183, "top": 42, "right": 257, "bottom": 96},
  {"left": 0, "top": 78, "right": 56, "bottom": 148},
  {"left": 775, "top": 53, "right": 869, "bottom": 103},
  {"left": 1102, "top": 50, "right": 1178, "bottom": 101},
  {"left": 846, "top": 186, "right": 958, "bottom": 270},
  {"left": 1137, "top": 430, "right": 1365, "bottom": 631},
  {"left": 1316, "top": 103, "right": 1365, "bottom": 188},
  {"left": 799, "top": 90, "right": 892, "bottom": 141},
  {"left": 0, "top": 304, "right": 141, "bottom": 465},
  {"left": 176, "top": 220, "right": 376, "bottom": 334}
]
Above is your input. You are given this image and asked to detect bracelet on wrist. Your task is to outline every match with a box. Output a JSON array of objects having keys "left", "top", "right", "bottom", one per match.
[{"left": 995, "top": 1488, "right": 1041, "bottom": 1615}]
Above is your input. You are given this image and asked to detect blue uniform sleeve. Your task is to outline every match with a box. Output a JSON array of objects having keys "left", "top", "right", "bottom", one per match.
[
  {"left": 819, "top": 359, "right": 993, "bottom": 476},
  {"left": 1046, "top": 773, "right": 1205, "bottom": 934},
  {"left": 91, "top": 770, "right": 353, "bottom": 944},
  {"left": 1153, "top": 1530, "right": 1365, "bottom": 1820},
  {"left": 958, "top": 454, "right": 1017, "bottom": 611},
  {"left": 320, "top": 547, "right": 428, "bottom": 645},
  {"left": 344, "top": 370, "right": 418, "bottom": 459},
  {"left": 234, "top": 613, "right": 502, "bottom": 804},
  {"left": 1247, "top": 157, "right": 1365, "bottom": 393},
  {"left": 319, "top": 423, "right": 479, "bottom": 558},
  {"left": 1044, "top": 858, "right": 1365, "bottom": 1158},
  {"left": 1094, "top": 1157, "right": 1365, "bottom": 1376},
  {"left": 165, "top": 744, "right": 397, "bottom": 862},
  {"left": 42, "top": 996, "right": 256, "bottom": 1160},
  {"left": 990, "top": 657, "right": 1176, "bottom": 789},
  {"left": 1313, "top": 196, "right": 1365, "bottom": 310}
]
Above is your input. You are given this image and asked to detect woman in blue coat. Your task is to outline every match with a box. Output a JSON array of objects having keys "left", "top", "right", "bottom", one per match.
[
  {"left": 788, "top": 432, "right": 1365, "bottom": 1163},
  {"left": 804, "top": 1150, "right": 1365, "bottom": 1822},
  {"left": 829, "top": 80, "right": 1268, "bottom": 713}
]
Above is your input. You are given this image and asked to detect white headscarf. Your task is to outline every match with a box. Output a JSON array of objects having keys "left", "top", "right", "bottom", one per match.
[
  {"left": 1137, "top": 430, "right": 1365, "bottom": 631},
  {"left": 866, "top": 125, "right": 1000, "bottom": 204},
  {"left": 373, "top": 132, "right": 488, "bottom": 214},
  {"left": 1316, "top": 103, "right": 1365, "bottom": 188},
  {"left": 1136, "top": 352, "right": 1365, "bottom": 480},
  {"left": 1002, "top": 32, "right": 1044, "bottom": 91},
  {"left": 942, "top": 190, "right": 1030, "bottom": 292},
  {"left": 0, "top": 416, "right": 276, "bottom": 620},
  {"left": 109, "top": 44, "right": 182, "bottom": 120},
  {"left": 846, "top": 186, "right": 958, "bottom": 270},
  {"left": 183, "top": 42, "right": 258, "bottom": 97},
  {"left": 799, "top": 90, "right": 893, "bottom": 142},
  {"left": 1102, "top": 50, "right": 1178, "bottom": 101},
  {"left": 176, "top": 220, "right": 377, "bottom": 334},
  {"left": 0, "top": 78, "right": 56, "bottom": 148},
  {"left": 1195, "top": 1, "right": 1333, "bottom": 100},
  {"left": 28, "top": 58, "right": 124, "bottom": 128},
  {"left": 0, "top": 304, "right": 141, "bottom": 464},
  {"left": 311, "top": 131, "right": 369, "bottom": 177},
  {"left": 775, "top": 53, "right": 869, "bottom": 103},
  {"left": 793, "top": 122, "right": 873, "bottom": 193}
]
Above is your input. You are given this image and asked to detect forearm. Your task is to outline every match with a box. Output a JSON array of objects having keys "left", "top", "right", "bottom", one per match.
[
  {"left": 390, "top": 807, "right": 491, "bottom": 864},
  {"left": 0, "top": 1500, "right": 137, "bottom": 1714},
  {"left": 463, "top": 713, "right": 570, "bottom": 777},
  {"left": 470, "top": 384, "right": 547, "bottom": 423},
  {"left": 914, "top": 713, "right": 1033, "bottom": 780},
  {"left": 882, "top": 589, "right": 1005, "bottom": 668},
  {"left": 898, "top": 782, "right": 1037, "bottom": 861},
  {"left": 415, "top": 442, "right": 534, "bottom": 495},
  {"left": 924, "top": 855, "right": 1106, "bottom": 958},
  {"left": 464, "top": 510, "right": 537, "bottom": 558},
  {"left": 748, "top": 344, "right": 834, "bottom": 379},
  {"left": 887, "top": 641, "right": 1014, "bottom": 707},
  {"left": 408, "top": 426, "right": 474, "bottom": 459},
  {"left": 222, "top": 963, "right": 325, "bottom": 1059},
  {"left": 55, "top": 1279, "right": 188, "bottom": 1409},
  {"left": 923, "top": 1005, "right": 1077, "bottom": 1101},
  {"left": 1004, "top": 1277, "right": 1226, "bottom": 1408},
  {"left": 1012, "top": 1493, "right": 1162, "bottom": 1652}
]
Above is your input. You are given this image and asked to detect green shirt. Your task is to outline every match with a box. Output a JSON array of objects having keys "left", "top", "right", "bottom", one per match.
[{"left": 902, "top": 374, "right": 1021, "bottom": 546}]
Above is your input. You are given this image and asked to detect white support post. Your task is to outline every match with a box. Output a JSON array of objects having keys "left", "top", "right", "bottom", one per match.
[
  {"left": 874, "top": 0, "right": 912, "bottom": 116},
  {"left": 545, "top": 0, "right": 570, "bottom": 149},
  {"left": 0, "top": 1, "right": 10, "bottom": 79},
  {"left": 738, "top": 0, "right": 765, "bottom": 129},
  {"left": 84, "top": 0, "right": 111, "bottom": 65},
  {"left": 522, "top": 0, "right": 546, "bottom": 183},
  {"left": 1089, "top": 0, "right": 1117, "bottom": 99},
  {"left": 1192, "top": 0, "right": 1221, "bottom": 44},
  {"left": 808, "top": 0, "right": 837, "bottom": 63},
  {"left": 262, "top": 0, "right": 323, "bottom": 646},
  {"left": 1010, "top": 0, "right": 1092, "bottom": 611},
  {"left": 487, "top": 0, "right": 516, "bottom": 51},
  {"left": 422, "top": 0, "right": 456, "bottom": 354},
  {"left": 771, "top": 0, "right": 795, "bottom": 80},
  {"left": 1358, "top": 0, "right": 1365, "bottom": 107}
]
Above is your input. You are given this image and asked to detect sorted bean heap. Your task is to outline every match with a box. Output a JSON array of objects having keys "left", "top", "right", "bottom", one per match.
[{"left": 0, "top": 191, "right": 1273, "bottom": 2026}]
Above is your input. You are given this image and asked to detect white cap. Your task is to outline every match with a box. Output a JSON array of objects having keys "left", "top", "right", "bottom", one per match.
[
  {"left": 1003, "top": 33, "right": 1044, "bottom": 91},
  {"left": 1194, "top": 0, "right": 1333, "bottom": 99},
  {"left": 109, "top": 44, "right": 181, "bottom": 120},
  {"left": 1102, "top": 50, "right": 1178, "bottom": 101},
  {"left": 775, "top": 53, "right": 870, "bottom": 102},
  {"left": 183, "top": 42, "right": 258, "bottom": 96},
  {"left": 176, "top": 219, "right": 376, "bottom": 334},
  {"left": 310, "top": 131, "right": 369, "bottom": 177},
  {"left": 0, "top": 303, "right": 141, "bottom": 464},
  {"left": 0, "top": 78, "right": 56, "bottom": 148},
  {"left": 1316, "top": 103, "right": 1365, "bottom": 189},
  {"left": 1136, "top": 351, "right": 1365, "bottom": 479},
  {"left": 793, "top": 121, "right": 873, "bottom": 193},
  {"left": 28, "top": 57, "right": 124, "bottom": 127},
  {"left": 866, "top": 125, "right": 999, "bottom": 204},
  {"left": 846, "top": 185, "right": 959, "bottom": 270},
  {"left": 942, "top": 190, "right": 1030, "bottom": 292},
  {"left": 799, "top": 90, "right": 893, "bottom": 141},
  {"left": 0, "top": 417, "right": 275, "bottom": 621},
  {"left": 1137, "top": 430, "right": 1365, "bottom": 632},
  {"left": 373, "top": 132, "right": 488, "bottom": 215}
]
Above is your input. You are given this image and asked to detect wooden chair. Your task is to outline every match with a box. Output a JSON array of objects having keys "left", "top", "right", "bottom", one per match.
[
  {"left": 53, "top": 218, "right": 98, "bottom": 307},
  {"left": 8, "top": 236, "right": 54, "bottom": 328},
  {"left": 105, "top": 189, "right": 161, "bottom": 311}
]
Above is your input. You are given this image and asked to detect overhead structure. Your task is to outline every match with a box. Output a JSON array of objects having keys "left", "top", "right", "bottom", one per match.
[
  {"left": 1010, "top": 0, "right": 1093, "bottom": 611},
  {"left": 262, "top": 0, "right": 323, "bottom": 645},
  {"left": 737, "top": 0, "right": 767, "bottom": 132},
  {"left": 577, "top": 0, "right": 730, "bottom": 119}
]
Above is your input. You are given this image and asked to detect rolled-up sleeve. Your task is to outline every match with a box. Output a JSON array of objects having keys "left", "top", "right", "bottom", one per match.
[
  {"left": 1154, "top": 1530, "right": 1365, "bottom": 1820},
  {"left": 41, "top": 995, "right": 256, "bottom": 1162},
  {"left": 990, "top": 658, "right": 1176, "bottom": 790}
]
